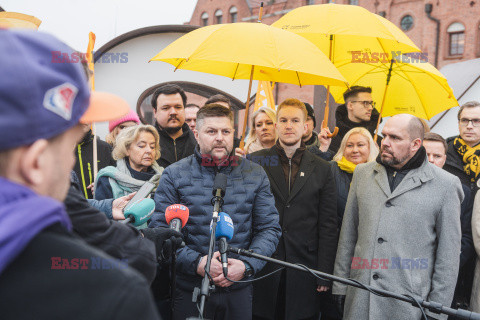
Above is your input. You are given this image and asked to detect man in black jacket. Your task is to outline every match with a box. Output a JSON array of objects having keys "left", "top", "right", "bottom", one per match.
[
  {"left": 444, "top": 101, "right": 480, "bottom": 193},
  {"left": 329, "top": 86, "right": 381, "bottom": 153},
  {"left": 251, "top": 98, "right": 338, "bottom": 320},
  {"left": 152, "top": 84, "right": 197, "bottom": 168},
  {"left": 0, "top": 29, "right": 159, "bottom": 319}
]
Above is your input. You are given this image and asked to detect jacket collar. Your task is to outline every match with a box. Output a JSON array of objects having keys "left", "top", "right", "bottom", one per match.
[
  {"left": 155, "top": 122, "right": 191, "bottom": 141},
  {"left": 373, "top": 150, "right": 433, "bottom": 199},
  {"left": 193, "top": 145, "right": 238, "bottom": 174}
]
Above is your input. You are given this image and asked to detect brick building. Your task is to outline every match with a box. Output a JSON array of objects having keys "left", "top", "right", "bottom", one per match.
[{"left": 186, "top": 0, "right": 480, "bottom": 128}]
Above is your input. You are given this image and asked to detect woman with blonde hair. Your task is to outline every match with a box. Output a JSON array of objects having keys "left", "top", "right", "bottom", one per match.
[
  {"left": 244, "top": 107, "right": 277, "bottom": 154},
  {"left": 332, "top": 127, "right": 379, "bottom": 228},
  {"left": 94, "top": 125, "right": 163, "bottom": 206}
]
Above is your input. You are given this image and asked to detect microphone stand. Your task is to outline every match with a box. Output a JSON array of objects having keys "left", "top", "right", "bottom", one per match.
[
  {"left": 228, "top": 246, "right": 480, "bottom": 320},
  {"left": 189, "top": 187, "right": 224, "bottom": 320}
]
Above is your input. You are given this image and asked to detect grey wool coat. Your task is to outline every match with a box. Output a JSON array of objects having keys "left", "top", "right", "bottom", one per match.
[{"left": 333, "top": 158, "right": 463, "bottom": 320}]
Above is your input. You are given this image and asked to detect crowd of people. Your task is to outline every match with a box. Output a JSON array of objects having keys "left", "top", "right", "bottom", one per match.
[{"left": 2, "top": 28, "right": 480, "bottom": 320}]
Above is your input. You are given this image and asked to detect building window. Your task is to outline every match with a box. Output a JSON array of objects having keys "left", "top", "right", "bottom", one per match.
[
  {"left": 201, "top": 12, "right": 208, "bottom": 26},
  {"left": 400, "top": 15, "right": 414, "bottom": 31},
  {"left": 378, "top": 11, "right": 386, "bottom": 17},
  {"left": 349, "top": 0, "right": 359, "bottom": 5},
  {"left": 215, "top": 9, "right": 223, "bottom": 24},
  {"left": 448, "top": 22, "right": 465, "bottom": 55},
  {"left": 307, "top": 0, "right": 315, "bottom": 5},
  {"left": 230, "top": 6, "right": 238, "bottom": 22}
]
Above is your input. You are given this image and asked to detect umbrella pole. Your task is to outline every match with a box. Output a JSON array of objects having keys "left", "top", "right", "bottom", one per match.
[
  {"left": 323, "top": 35, "right": 339, "bottom": 138},
  {"left": 374, "top": 59, "right": 394, "bottom": 143},
  {"left": 239, "top": 65, "right": 255, "bottom": 150}
]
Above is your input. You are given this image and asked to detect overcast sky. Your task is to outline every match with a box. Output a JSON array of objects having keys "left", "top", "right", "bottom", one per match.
[{"left": 1, "top": 0, "right": 198, "bottom": 51}]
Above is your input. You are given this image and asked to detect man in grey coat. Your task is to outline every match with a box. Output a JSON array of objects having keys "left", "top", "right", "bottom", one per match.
[{"left": 333, "top": 114, "right": 463, "bottom": 320}]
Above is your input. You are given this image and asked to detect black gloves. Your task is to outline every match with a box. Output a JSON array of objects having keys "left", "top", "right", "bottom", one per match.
[
  {"left": 333, "top": 294, "right": 346, "bottom": 318},
  {"left": 141, "top": 227, "right": 184, "bottom": 262}
]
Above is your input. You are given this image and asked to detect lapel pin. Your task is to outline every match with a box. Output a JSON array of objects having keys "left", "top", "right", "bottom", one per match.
[{"left": 300, "top": 172, "right": 304, "bottom": 177}]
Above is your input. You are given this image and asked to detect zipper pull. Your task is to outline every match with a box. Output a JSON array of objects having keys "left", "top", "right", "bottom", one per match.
[{"left": 393, "top": 171, "right": 397, "bottom": 177}]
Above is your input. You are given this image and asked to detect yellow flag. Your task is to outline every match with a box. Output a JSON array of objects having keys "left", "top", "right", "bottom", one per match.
[
  {"left": 254, "top": 81, "right": 275, "bottom": 111},
  {"left": 85, "top": 32, "right": 96, "bottom": 91}
]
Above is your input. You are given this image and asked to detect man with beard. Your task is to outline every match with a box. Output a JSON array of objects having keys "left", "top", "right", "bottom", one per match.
[
  {"left": 149, "top": 104, "right": 281, "bottom": 320},
  {"left": 333, "top": 114, "right": 463, "bottom": 320},
  {"left": 329, "top": 86, "right": 381, "bottom": 153},
  {"left": 250, "top": 98, "right": 338, "bottom": 320},
  {"left": 152, "top": 84, "right": 197, "bottom": 168}
]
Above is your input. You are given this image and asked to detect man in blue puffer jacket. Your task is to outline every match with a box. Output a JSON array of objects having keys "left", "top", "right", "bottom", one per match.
[{"left": 149, "top": 104, "right": 281, "bottom": 320}]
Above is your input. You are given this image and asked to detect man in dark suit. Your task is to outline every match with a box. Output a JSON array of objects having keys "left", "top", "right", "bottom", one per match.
[{"left": 250, "top": 98, "right": 338, "bottom": 320}]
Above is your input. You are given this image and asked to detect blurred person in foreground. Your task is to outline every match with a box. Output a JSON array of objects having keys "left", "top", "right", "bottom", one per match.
[{"left": 0, "top": 29, "right": 159, "bottom": 319}]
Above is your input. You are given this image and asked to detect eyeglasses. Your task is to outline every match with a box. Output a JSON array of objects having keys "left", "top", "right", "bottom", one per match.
[
  {"left": 459, "top": 118, "right": 480, "bottom": 127},
  {"left": 351, "top": 100, "right": 376, "bottom": 108}
]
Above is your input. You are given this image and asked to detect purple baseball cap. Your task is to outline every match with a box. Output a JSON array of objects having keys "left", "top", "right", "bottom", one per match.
[{"left": 0, "top": 28, "right": 130, "bottom": 151}]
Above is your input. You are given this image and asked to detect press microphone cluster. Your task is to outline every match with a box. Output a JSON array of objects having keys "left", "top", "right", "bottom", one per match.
[
  {"left": 215, "top": 212, "right": 234, "bottom": 277},
  {"left": 165, "top": 204, "right": 190, "bottom": 232},
  {"left": 121, "top": 198, "right": 155, "bottom": 226}
]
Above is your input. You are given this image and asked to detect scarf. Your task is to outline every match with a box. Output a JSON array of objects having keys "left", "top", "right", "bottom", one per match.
[
  {"left": 246, "top": 138, "right": 268, "bottom": 154},
  {"left": 0, "top": 178, "right": 72, "bottom": 275},
  {"left": 454, "top": 138, "right": 480, "bottom": 182},
  {"left": 94, "top": 158, "right": 163, "bottom": 198},
  {"left": 337, "top": 156, "right": 357, "bottom": 174}
]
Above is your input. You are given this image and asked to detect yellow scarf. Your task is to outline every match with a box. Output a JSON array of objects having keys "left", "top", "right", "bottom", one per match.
[
  {"left": 454, "top": 138, "right": 480, "bottom": 182},
  {"left": 337, "top": 156, "right": 357, "bottom": 174}
]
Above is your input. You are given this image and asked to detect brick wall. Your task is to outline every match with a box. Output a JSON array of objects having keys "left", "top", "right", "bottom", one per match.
[{"left": 186, "top": 0, "right": 480, "bottom": 117}]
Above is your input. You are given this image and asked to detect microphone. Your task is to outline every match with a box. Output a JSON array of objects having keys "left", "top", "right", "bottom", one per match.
[
  {"left": 212, "top": 173, "right": 227, "bottom": 215},
  {"left": 215, "top": 212, "right": 234, "bottom": 277},
  {"left": 165, "top": 204, "right": 189, "bottom": 232},
  {"left": 122, "top": 198, "right": 155, "bottom": 227}
]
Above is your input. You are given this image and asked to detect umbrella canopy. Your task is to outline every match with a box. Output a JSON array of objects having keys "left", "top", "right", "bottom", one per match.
[
  {"left": 272, "top": 4, "right": 420, "bottom": 64},
  {"left": 150, "top": 22, "right": 347, "bottom": 87},
  {"left": 0, "top": 12, "right": 41, "bottom": 30},
  {"left": 329, "top": 57, "right": 458, "bottom": 120}
]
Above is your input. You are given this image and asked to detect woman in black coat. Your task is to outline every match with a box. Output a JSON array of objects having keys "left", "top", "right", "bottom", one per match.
[
  {"left": 321, "top": 127, "right": 378, "bottom": 320},
  {"left": 330, "top": 127, "right": 379, "bottom": 230}
]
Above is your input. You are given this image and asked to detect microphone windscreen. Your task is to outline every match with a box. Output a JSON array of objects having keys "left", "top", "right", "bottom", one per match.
[
  {"left": 215, "top": 212, "right": 234, "bottom": 241},
  {"left": 165, "top": 204, "right": 190, "bottom": 227},
  {"left": 123, "top": 198, "right": 155, "bottom": 227},
  {"left": 212, "top": 173, "right": 227, "bottom": 197}
]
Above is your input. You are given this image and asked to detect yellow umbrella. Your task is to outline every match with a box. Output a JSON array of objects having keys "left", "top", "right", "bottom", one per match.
[
  {"left": 0, "top": 12, "right": 41, "bottom": 29},
  {"left": 272, "top": 3, "right": 421, "bottom": 137},
  {"left": 329, "top": 56, "right": 458, "bottom": 140},
  {"left": 150, "top": 22, "right": 348, "bottom": 147}
]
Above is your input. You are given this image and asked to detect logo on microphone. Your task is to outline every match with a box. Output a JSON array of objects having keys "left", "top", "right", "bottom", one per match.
[{"left": 168, "top": 204, "right": 187, "bottom": 212}]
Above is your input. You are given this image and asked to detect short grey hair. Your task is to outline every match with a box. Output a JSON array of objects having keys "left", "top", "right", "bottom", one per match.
[{"left": 112, "top": 125, "right": 160, "bottom": 161}]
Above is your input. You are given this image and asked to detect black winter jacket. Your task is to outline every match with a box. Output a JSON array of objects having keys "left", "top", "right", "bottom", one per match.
[
  {"left": 65, "top": 184, "right": 158, "bottom": 283},
  {"left": 330, "top": 104, "right": 381, "bottom": 153},
  {"left": 0, "top": 223, "right": 160, "bottom": 320},
  {"left": 73, "top": 130, "right": 115, "bottom": 199},
  {"left": 155, "top": 123, "right": 197, "bottom": 168},
  {"left": 330, "top": 161, "right": 353, "bottom": 230}
]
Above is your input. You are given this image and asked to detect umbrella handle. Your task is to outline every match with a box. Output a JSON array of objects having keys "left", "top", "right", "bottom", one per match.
[{"left": 326, "top": 127, "right": 339, "bottom": 138}]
